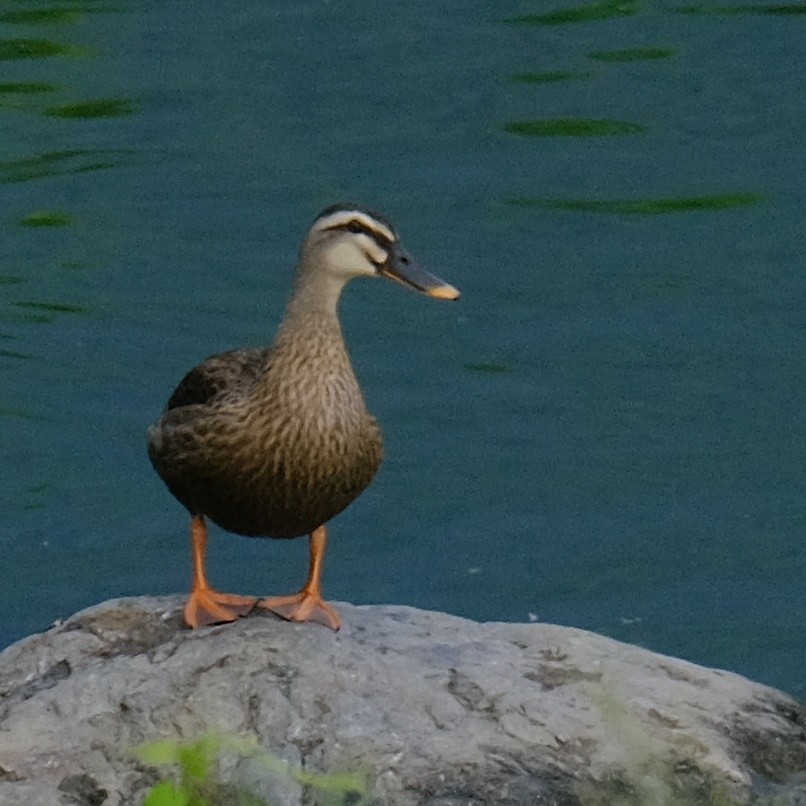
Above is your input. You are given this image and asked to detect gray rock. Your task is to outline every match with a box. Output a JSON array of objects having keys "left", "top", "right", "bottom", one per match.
[{"left": 0, "top": 597, "right": 803, "bottom": 805}]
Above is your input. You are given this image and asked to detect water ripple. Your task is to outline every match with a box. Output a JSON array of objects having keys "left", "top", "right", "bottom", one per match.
[
  {"left": 504, "top": 119, "right": 647, "bottom": 136},
  {"left": 0, "top": 149, "right": 128, "bottom": 183},
  {"left": 506, "top": 0, "right": 644, "bottom": 26}
]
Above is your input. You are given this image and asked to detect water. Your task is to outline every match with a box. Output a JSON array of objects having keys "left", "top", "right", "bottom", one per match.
[{"left": 1, "top": 0, "right": 803, "bottom": 697}]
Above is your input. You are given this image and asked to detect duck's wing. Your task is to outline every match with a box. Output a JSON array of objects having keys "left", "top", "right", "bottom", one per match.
[{"left": 164, "top": 347, "right": 271, "bottom": 411}]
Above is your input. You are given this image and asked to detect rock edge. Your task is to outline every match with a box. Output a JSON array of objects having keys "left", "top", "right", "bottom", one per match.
[{"left": 0, "top": 597, "right": 803, "bottom": 805}]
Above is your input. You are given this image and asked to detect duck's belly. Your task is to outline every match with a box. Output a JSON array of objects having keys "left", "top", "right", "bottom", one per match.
[
  {"left": 152, "top": 418, "right": 384, "bottom": 539},
  {"left": 205, "top": 448, "right": 381, "bottom": 538}
]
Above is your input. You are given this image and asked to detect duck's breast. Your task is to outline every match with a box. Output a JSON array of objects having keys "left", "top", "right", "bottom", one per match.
[{"left": 149, "top": 355, "right": 383, "bottom": 538}]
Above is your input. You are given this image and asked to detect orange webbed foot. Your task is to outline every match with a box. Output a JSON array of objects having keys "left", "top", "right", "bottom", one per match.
[
  {"left": 184, "top": 589, "right": 258, "bottom": 629},
  {"left": 259, "top": 592, "right": 341, "bottom": 631}
]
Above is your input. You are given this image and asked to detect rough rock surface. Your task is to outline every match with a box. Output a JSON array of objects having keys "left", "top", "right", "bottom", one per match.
[{"left": 0, "top": 597, "right": 803, "bottom": 805}]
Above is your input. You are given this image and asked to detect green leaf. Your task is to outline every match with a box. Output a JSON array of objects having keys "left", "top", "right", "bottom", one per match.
[
  {"left": 134, "top": 739, "right": 182, "bottom": 766},
  {"left": 178, "top": 740, "right": 215, "bottom": 785},
  {"left": 134, "top": 733, "right": 367, "bottom": 803},
  {"left": 293, "top": 769, "right": 370, "bottom": 796},
  {"left": 143, "top": 781, "right": 191, "bottom": 806}
]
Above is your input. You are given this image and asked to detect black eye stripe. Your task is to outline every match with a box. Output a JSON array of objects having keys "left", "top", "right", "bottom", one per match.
[{"left": 325, "top": 220, "right": 394, "bottom": 248}]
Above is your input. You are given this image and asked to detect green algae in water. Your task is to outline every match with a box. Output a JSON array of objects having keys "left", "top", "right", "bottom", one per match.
[
  {"left": 22, "top": 484, "right": 49, "bottom": 510},
  {"left": 509, "top": 71, "right": 592, "bottom": 83},
  {"left": 506, "top": 0, "right": 644, "bottom": 25},
  {"left": 20, "top": 210, "right": 73, "bottom": 227},
  {"left": 738, "top": 3, "right": 806, "bottom": 12},
  {"left": 0, "top": 8, "right": 83, "bottom": 25},
  {"left": 0, "top": 38, "right": 87, "bottom": 60},
  {"left": 0, "top": 407, "right": 37, "bottom": 420},
  {"left": 59, "top": 260, "right": 90, "bottom": 271},
  {"left": 676, "top": 3, "right": 806, "bottom": 14},
  {"left": 0, "top": 82, "right": 58, "bottom": 94},
  {"left": 44, "top": 98, "right": 135, "bottom": 119},
  {"left": 0, "top": 348, "right": 37, "bottom": 360},
  {"left": 505, "top": 193, "right": 764, "bottom": 213},
  {"left": 0, "top": 149, "right": 127, "bottom": 183},
  {"left": 505, "top": 119, "right": 647, "bottom": 136},
  {"left": 13, "top": 301, "right": 88, "bottom": 314},
  {"left": 589, "top": 47, "right": 675, "bottom": 62},
  {"left": 13, "top": 313, "right": 56, "bottom": 323}
]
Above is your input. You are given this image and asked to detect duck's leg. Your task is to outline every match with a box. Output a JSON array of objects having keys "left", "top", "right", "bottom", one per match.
[
  {"left": 259, "top": 525, "right": 341, "bottom": 631},
  {"left": 184, "top": 514, "right": 258, "bottom": 629}
]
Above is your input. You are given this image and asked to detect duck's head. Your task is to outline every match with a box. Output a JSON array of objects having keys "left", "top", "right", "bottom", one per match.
[{"left": 298, "top": 204, "right": 460, "bottom": 301}]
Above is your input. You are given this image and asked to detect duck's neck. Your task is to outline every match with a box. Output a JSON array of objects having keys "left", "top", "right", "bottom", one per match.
[
  {"left": 271, "top": 269, "right": 351, "bottom": 363},
  {"left": 285, "top": 267, "right": 348, "bottom": 322},
  {"left": 266, "top": 271, "right": 367, "bottom": 415}
]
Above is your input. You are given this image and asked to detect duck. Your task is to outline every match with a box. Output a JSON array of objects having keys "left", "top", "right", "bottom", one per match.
[{"left": 148, "top": 204, "right": 459, "bottom": 631}]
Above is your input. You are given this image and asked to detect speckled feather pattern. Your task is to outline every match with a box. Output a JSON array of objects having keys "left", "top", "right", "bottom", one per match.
[{"left": 147, "top": 309, "right": 383, "bottom": 538}]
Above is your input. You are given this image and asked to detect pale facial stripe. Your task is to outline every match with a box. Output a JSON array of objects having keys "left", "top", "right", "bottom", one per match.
[
  {"left": 312, "top": 210, "right": 396, "bottom": 244},
  {"left": 355, "top": 233, "right": 388, "bottom": 265}
]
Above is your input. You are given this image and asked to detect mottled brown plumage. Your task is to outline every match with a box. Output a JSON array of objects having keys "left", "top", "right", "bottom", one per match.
[
  {"left": 148, "top": 204, "right": 459, "bottom": 630},
  {"left": 149, "top": 316, "right": 383, "bottom": 538}
]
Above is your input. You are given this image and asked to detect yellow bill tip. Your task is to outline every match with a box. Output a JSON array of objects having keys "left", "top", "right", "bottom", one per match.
[{"left": 425, "top": 283, "right": 461, "bottom": 301}]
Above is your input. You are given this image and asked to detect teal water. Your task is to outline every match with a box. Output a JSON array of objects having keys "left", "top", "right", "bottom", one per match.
[{"left": 1, "top": 1, "right": 803, "bottom": 697}]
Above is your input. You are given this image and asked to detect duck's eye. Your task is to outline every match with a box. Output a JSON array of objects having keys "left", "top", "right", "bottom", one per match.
[{"left": 347, "top": 221, "right": 363, "bottom": 234}]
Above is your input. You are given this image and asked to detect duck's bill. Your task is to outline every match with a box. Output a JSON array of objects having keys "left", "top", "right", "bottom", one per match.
[{"left": 379, "top": 245, "right": 460, "bottom": 301}]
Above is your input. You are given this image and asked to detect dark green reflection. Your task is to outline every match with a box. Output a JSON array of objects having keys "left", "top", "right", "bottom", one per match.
[
  {"left": 0, "top": 276, "right": 24, "bottom": 285},
  {"left": 506, "top": 0, "right": 643, "bottom": 25},
  {"left": 20, "top": 211, "right": 73, "bottom": 227},
  {"left": 8, "top": 311, "right": 56, "bottom": 324},
  {"left": 22, "top": 484, "right": 49, "bottom": 510},
  {"left": 676, "top": 3, "right": 806, "bottom": 14},
  {"left": 0, "top": 407, "right": 37, "bottom": 420},
  {"left": 13, "top": 301, "right": 88, "bottom": 314},
  {"left": 589, "top": 47, "right": 675, "bottom": 62},
  {"left": 510, "top": 71, "right": 592, "bottom": 83},
  {"left": 505, "top": 193, "right": 763, "bottom": 213},
  {"left": 0, "top": 348, "right": 37, "bottom": 360},
  {"left": 0, "top": 8, "right": 83, "bottom": 25},
  {"left": 465, "top": 363, "right": 510, "bottom": 373},
  {"left": 0, "top": 149, "right": 127, "bottom": 183},
  {"left": 44, "top": 98, "right": 134, "bottom": 118},
  {"left": 0, "top": 82, "right": 59, "bottom": 94},
  {"left": 743, "top": 3, "right": 806, "bottom": 11},
  {"left": 0, "top": 38, "right": 85, "bottom": 60},
  {"left": 505, "top": 119, "right": 647, "bottom": 136}
]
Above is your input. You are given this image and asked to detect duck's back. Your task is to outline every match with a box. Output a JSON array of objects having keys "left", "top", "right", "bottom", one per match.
[
  {"left": 148, "top": 330, "right": 383, "bottom": 538},
  {"left": 162, "top": 348, "right": 269, "bottom": 412}
]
